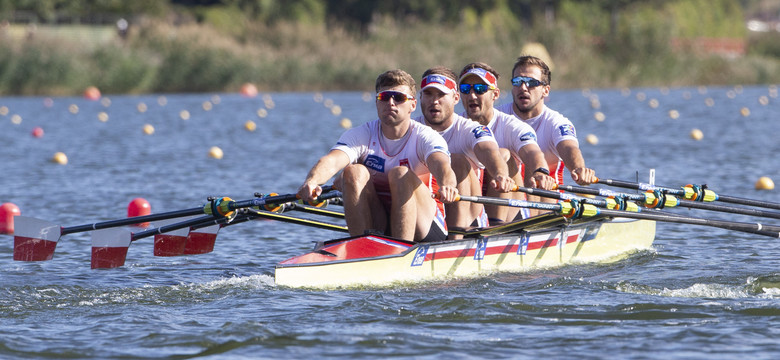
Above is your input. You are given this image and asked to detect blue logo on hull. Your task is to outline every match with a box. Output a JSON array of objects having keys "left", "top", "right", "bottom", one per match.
[{"left": 411, "top": 245, "right": 429, "bottom": 266}]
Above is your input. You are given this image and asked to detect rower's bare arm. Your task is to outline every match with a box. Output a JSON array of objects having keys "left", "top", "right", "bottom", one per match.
[
  {"left": 518, "top": 144, "right": 555, "bottom": 190},
  {"left": 474, "top": 141, "right": 514, "bottom": 192},
  {"left": 299, "top": 149, "right": 351, "bottom": 202},
  {"left": 556, "top": 140, "right": 596, "bottom": 185},
  {"left": 426, "top": 152, "right": 459, "bottom": 203}
]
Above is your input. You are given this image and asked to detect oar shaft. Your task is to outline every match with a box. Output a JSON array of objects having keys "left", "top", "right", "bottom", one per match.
[
  {"left": 62, "top": 207, "right": 205, "bottom": 235},
  {"left": 131, "top": 215, "right": 219, "bottom": 241},
  {"left": 515, "top": 186, "right": 609, "bottom": 207},
  {"left": 597, "top": 208, "right": 780, "bottom": 238}
]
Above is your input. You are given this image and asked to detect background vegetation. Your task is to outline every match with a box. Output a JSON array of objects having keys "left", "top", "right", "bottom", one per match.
[{"left": 0, "top": 0, "right": 778, "bottom": 95}]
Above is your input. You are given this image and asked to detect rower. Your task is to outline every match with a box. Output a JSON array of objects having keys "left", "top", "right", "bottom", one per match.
[
  {"left": 298, "top": 69, "right": 458, "bottom": 242},
  {"left": 414, "top": 66, "right": 516, "bottom": 237},
  {"left": 458, "top": 62, "right": 556, "bottom": 222},
  {"left": 496, "top": 55, "right": 596, "bottom": 187}
]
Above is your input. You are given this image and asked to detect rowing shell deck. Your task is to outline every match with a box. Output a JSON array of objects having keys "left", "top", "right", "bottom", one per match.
[{"left": 275, "top": 215, "right": 656, "bottom": 288}]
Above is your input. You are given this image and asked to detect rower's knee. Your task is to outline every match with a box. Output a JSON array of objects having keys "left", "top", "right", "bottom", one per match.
[{"left": 342, "top": 164, "right": 371, "bottom": 187}]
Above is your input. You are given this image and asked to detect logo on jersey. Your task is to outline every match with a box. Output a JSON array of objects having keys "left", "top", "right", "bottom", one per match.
[
  {"left": 471, "top": 125, "right": 493, "bottom": 139},
  {"left": 399, "top": 158, "right": 410, "bottom": 168},
  {"left": 364, "top": 155, "right": 385, "bottom": 172},
  {"left": 519, "top": 132, "right": 537, "bottom": 142},
  {"left": 433, "top": 145, "right": 450, "bottom": 155},
  {"left": 559, "top": 124, "right": 576, "bottom": 137},
  {"left": 336, "top": 142, "right": 347, "bottom": 146}
]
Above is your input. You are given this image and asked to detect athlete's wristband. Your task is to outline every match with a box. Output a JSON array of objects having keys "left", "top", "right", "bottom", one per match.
[{"left": 534, "top": 167, "right": 550, "bottom": 176}]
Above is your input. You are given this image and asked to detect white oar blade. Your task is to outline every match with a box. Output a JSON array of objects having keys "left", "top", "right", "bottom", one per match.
[
  {"left": 184, "top": 224, "right": 220, "bottom": 255},
  {"left": 13, "top": 216, "right": 61, "bottom": 261},
  {"left": 152, "top": 218, "right": 192, "bottom": 257},
  {"left": 91, "top": 228, "right": 132, "bottom": 269}
]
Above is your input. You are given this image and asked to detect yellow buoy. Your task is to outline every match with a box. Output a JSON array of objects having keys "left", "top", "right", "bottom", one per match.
[
  {"left": 101, "top": 97, "right": 111, "bottom": 107},
  {"left": 202, "top": 101, "right": 213, "bottom": 111},
  {"left": 0, "top": 106, "right": 8, "bottom": 116},
  {"left": 158, "top": 96, "right": 167, "bottom": 106},
  {"left": 755, "top": 176, "right": 775, "bottom": 190},
  {"left": 585, "top": 134, "right": 599, "bottom": 145},
  {"left": 244, "top": 120, "right": 257, "bottom": 132},
  {"left": 97, "top": 112, "right": 109, "bottom": 122},
  {"left": 690, "top": 128, "right": 703, "bottom": 141},
  {"left": 635, "top": 92, "right": 646, "bottom": 102},
  {"left": 740, "top": 107, "right": 750, "bottom": 117},
  {"left": 331, "top": 105, "right": 342, "bottom": 116},
  {"left": 313, "top": 93, "right": 324, "bottom": 102},
  {"left": 69, "top": 104, "right": 79, "bottom": 114},
  {"left": 10, "top": 114, "right": 22, "bottom": 124},
  {"left": 142, "top": 124, "right": 155, "bottom": 135},
  {"left": 705, "top": 98, "right": 714, "bottom": 107},
  {"left": 759, "top": 96, "right": 769, "bottom": 106},
  {"left": 256, "top": 108, "right": 268, "bottom": 118},
  {"left": 669, "top": 110, "right": 680, "bottom": 119},
  {"left": 137, "top": 102, "right": 148, "bottom": 113},
  {"left": 209, "top": 146, "right": 223, "bottom": 159},
  {"left": 51, "top": 152, "right": 68, "bottom": 165},
  {"left": 593, "top": 112, "right": 605, "bottom": 122},
  {"left": 180, "top": 110, "right": 190, "bottom": 120},
  {"left": 340, "top": 118, "right": 352, "bottom": 129},
  {"left": 648, "top": 99, "right": 659, "bottom": 108}
]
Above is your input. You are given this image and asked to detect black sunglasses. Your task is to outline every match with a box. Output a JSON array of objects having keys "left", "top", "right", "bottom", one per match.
[
  {"left": 511, "top": 76, "right": 547, "bottom": 88},
  {"left": 459, "top": 84, "right": 494, "bottom": 95},
  {"left": 376, "top": 90, "right": 414, "bottom": 103}
]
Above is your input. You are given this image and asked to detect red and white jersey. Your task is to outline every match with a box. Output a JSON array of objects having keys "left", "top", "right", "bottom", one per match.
[
  {"left": 496, "top": 103, "right": 578, "bottom": 184},
  {"left": 485, "top": 110, "right": 539, "bottom": 165},
  {"left": 414, "top": 114, "right": 497, "bottom": 169},
  {"left": 332, "top": 118, "right": 449, "bottom": 199}
]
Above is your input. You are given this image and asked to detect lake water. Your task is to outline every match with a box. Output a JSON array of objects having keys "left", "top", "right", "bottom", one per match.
[{"left": 1, "top": 85, "right": 779, "bottom": 359}]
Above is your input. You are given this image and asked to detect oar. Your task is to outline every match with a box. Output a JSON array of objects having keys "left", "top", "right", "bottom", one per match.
[
  {"left": 454, "top": 194, "right": 780, "bottom": 238},
  {"left": 556, "top": 183, "right": 780, "bottom": 220},
  {"left": 92, "top": 214, "right": 236, "bottom": 269},
  {"left": 13, "top": 207, "right": 206, "bottom": 261},
  {"left": 597, "top": 178, "right": 780, "bottom": 211},
  {"left": 513, "top": 186, "right": 640, "bottom": 212},
  {"left": 92, "top": 190, "right": 342, "bottom": 268},
  {"left": 13, "top": 187, "right": 337, "bottom": 262}
]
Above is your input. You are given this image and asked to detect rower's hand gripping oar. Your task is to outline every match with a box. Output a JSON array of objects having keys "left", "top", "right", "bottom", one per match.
[
  {"left": 453, "top": 194, "right": 780, "bottom": 238},
  {"left": 597, "top": 177, "right": 780, "bottom": 211}
]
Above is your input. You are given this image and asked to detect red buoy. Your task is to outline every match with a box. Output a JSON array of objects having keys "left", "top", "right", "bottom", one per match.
[
  {"left": 84, "top": 86, "right": 101, "bottom": 101},
  {"left": 240, "top": 83, "right": 258, "bottom": 98},
  {"left": 31, "top": 126, "right": 44, "bottom": 138},
  {"left": 127, "top": 198, "right": 151, "bottom": 227},
  {"left": 0, "top": 202, "right": 21, "bottom": 234}
]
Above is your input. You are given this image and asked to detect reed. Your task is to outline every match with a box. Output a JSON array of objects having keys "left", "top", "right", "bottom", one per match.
[{"left": 0, "top": 16, "right": 778, "bottom": 96}]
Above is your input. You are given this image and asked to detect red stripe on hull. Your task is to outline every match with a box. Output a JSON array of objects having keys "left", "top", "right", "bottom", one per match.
[
  {"left": 13, "top": 236, "right": 57, "bottom": 261},
  {"left": 527, "top": 238, "right": 558, "bottom": 251}
]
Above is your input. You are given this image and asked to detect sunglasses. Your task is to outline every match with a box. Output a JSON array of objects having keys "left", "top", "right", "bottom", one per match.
[
  {"left": 376, "top": 90, "right": 414, "bottom": 103},
  {"left": 511, "top": 76, "right": 547, "bottom": 88},
  {"left": 459, "top": 83, "right": 494, "bottom": 95}
]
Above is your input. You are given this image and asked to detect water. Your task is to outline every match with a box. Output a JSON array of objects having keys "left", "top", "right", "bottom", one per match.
[{"left": 1, "top": 85, "right": 779, "bottom": 359}]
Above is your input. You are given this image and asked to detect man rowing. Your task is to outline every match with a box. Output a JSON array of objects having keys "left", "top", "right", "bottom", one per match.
[
  {"left": 414, "top": 66, "right": 515, "bottom": 236},
  {"left": 496, "top": 55, "right": 596, "bottom": 186},
  {"left": 297, "top": 69, "right": 458, "bottom": 242},
  {"left": 458, "top": 62, "right": 556, "bottom": 222}
]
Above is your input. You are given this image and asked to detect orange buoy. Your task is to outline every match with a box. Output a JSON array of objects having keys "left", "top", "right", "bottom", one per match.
[
  {"left": 84, "top": 86, "right": 101, "bottom": 101},
  {"left": 0, "top": 202, "right": 21, "bottom": 234},
  {"left": 127, "top": 198, "right": 151, "bottom": 227},
  {"left": 31, "top": 126, "right": 44, "bottom": 138},
  {"left": 240, "top": 83, "right": 258, "bottom": 98}
]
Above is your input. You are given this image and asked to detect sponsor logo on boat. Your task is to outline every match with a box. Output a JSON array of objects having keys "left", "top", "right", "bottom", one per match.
[
  {"left": 517, "top": 232, "right": 529, "bottom": 255},
  {"left": 411, "top": 245, "right": 429, "bottom": 266},
  {"left": 474, "top": 239, "right": 487, "bottom": 260}
]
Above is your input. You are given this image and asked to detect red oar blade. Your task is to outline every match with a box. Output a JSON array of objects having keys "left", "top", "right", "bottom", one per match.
[
  {"left": 152, "top": 218, "right": 191, "bottom": 257},
  {"left": 184, "top": 223, "right": 220, "bottom": 254},
  {"left": 91, "top": 228, "right": 132, "bottom": 269},
  {"left": 13, "top": 216, "right": 61, "bottom": 261}
]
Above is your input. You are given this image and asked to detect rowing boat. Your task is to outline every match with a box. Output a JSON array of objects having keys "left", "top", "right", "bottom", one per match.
[{"left": 275, "top": 214, "right": 656, "bottom": 288}]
